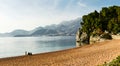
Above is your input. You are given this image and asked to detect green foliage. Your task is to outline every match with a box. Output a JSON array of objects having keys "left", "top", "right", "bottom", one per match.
[
  {"left": 100, "top": 33, "right": 112, "bottom": 40},
  {"left": 101, "top": 56, "right": 120, "bottom": 66},
  {"left": 81, "top": 10, "right": 100, "bottom": 44},
  {"left": 81, "top": 5, "right": 120, "bottom": 44}
]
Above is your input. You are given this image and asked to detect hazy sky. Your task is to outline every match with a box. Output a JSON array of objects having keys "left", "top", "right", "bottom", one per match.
[{"left": 0, "top": 0, "right": 120, "bottom": 33}]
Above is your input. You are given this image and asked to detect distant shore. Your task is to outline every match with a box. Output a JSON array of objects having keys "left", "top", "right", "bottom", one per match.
[{"left": 0, "top": 39, "right": 120, "bottom": 66}]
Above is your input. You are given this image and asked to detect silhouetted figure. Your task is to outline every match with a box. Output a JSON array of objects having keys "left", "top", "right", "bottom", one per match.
[
  {"left": 25, "top": 51, "right": 27, "bottom": 55},
  {"left": 28, "top": 52, "right": 32, "bottom": 55}
]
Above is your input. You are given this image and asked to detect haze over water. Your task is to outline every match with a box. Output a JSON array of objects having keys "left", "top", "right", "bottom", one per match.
[{"left": 0, "top": 36, "right": 75, "bottom": 58}]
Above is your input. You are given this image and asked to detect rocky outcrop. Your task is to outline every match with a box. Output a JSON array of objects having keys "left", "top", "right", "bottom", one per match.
[
  {"left": 76, "top": 30, "right": 113, "bottom": 47},
  {"left": 76, "top": 30, "right": 81, "bottom": 47},
  {"left": 76, "top": 29, "right": 88, "bottom": 47}
]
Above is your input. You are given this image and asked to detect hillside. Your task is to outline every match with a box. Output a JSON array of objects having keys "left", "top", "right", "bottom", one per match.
[
  {"left": 31, "top": 18, "right": 81, "bottom": 36},
  {"left": 76, "top": 6, "right": 120, "bottom": 46},
  {"left": 0, "top": 18, "right": 81, "bottom": 37}
]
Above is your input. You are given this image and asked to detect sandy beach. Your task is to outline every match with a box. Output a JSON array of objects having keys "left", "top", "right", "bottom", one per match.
[{"left": 0, "top": 39, "right": 120, "bottom": 66}]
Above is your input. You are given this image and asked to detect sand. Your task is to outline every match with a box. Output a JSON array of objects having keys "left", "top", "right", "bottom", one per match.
[{"left": 0, "top": 39, "right": 120, "bottom": 66}]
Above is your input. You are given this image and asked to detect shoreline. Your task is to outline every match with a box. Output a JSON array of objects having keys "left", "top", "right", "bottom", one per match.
[
  {"left": 0, "top": 41, "right": 98, "bottom": 60},
  {"left": 0, "top": 39, "right": 120, "bottom": 66},
  {"left": 0, "top": 47, "right": 77, "bottom": 59},
  {"left": 0, "top": 45, "right": 82, "bottom": 61}
]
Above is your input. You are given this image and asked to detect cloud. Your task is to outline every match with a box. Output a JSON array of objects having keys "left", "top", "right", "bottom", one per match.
[
  {"left": 1, "top": 0, "right": 119, "bottom": 32},
  {"left": 0, "top": 0, "right": 89, "bottom": 32},
  {"left": 77, "top": 2, "right": 87, "bottom": 7}
]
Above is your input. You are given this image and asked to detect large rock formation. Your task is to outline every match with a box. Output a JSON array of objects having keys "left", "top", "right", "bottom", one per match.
[
  {"left": 76, "top": 29, "right": 88, "bottom": 47},
  {"left": 76, "top": 30, "right": 113, "bottom": 47}
]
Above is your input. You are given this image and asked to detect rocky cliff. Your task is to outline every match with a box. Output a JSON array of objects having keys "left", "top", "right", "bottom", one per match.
[{"left": 76, "top": 30, "right": 113, "bottom": 47}]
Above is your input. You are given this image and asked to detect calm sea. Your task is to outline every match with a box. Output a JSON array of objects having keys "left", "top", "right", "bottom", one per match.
[{"left": 0, "top": 36, "right": 76, "bottom": 58}]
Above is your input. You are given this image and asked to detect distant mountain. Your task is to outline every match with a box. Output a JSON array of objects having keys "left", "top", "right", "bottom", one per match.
[
  {"left": 11, "top": 30, "right": 29, "bottom": 36},
  {"left": 31, "top": 28, "right": 58, "bottom": 36},
  {"left": 30, "top": 18, "right": 81, "bottom": 36},
  {"left": 0, "top": 18, "right": 81, "bottom": 37},
  {"left": 0, "top": 33, "right": 11, "bottom": 37},
  {"left": 0, "top": 30, "right": 29, "bottom": 37}
]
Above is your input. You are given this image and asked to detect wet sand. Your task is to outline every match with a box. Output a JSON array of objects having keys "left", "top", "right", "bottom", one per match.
[{"left": 0, "top": 39, "right": 120, "bottom": 66}]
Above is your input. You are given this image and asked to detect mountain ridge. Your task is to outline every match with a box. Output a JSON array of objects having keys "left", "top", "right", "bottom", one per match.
[{"left": 0, "top": 18, "right": 81, "bottom": 37}]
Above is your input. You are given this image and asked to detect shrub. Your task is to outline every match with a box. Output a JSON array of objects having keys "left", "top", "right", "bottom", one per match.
[
  {"left": 101, "top": 56, "right": 120, "bottom": 66},
  {"left": 100, "top": 33, "right": 112, "bottom": 40}
]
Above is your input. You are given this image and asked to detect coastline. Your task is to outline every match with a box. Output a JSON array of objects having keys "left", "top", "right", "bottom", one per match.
[
  {"left": 0, "top": 39, "right": 120, "bottom": 66},
  {"left": 0, "top": 47, "right": 77, "bottom": 59}
]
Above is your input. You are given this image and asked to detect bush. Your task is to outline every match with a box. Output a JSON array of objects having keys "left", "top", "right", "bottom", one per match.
[
  {"left": 101, "top": 56, "right": 120, "bottom": 66},
  {"left": 100, "top": 33, "right": 112, "bottom": 40}
]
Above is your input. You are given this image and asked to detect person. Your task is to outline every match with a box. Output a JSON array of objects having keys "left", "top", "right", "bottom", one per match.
[
  {"left": 28, "top": 52, "right": 32, "bottom": 55},
  {"left": 25, "top": 51, "right": 27, "bottom": 55}
]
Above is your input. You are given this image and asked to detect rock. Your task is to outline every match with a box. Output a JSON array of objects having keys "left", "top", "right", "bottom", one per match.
[
  {"left": 76, "top": 30, "right": 81, "bottom": 47},
  {"left": 76, "top": 29, "right": 88, "bottom": 47},
  {"left": 76, "top": 30, "right": 113, "bottom": 47}
]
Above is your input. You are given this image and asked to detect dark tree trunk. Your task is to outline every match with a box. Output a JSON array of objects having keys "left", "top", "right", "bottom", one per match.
[{"left": 87, "top": 33, "right": 90, "bottom": 44}]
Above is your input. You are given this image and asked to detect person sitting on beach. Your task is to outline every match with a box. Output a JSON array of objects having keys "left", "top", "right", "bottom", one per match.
[
  {"left": 25, "top": 51, "right": 32, "bottom": 55},
  {"left": 28, "top": 52, "right": 32, "bottom": 55}
]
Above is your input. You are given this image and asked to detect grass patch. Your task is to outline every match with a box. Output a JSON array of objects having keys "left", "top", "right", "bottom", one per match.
[{"left": 99, "top": 56, "right": 120, "bottom": 66}]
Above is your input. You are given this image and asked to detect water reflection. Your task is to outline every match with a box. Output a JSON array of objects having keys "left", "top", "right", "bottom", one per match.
[{"left": 0, "top": 36, "right": 75, "bottom": 58}]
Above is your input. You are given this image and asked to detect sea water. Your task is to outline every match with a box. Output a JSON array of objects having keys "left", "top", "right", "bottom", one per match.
[{"left": 0, "top": 36, "right": 75, "bottom": 58}]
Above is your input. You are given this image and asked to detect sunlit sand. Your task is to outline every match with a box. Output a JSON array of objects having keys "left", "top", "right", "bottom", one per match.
[{"left": 0, "top": 39, "right": 120, "bottom": 66}]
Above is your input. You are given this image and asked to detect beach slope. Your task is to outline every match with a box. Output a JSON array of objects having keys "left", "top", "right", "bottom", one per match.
[{"left": 0, "top": 39, "right": 120, "bottom": 66}]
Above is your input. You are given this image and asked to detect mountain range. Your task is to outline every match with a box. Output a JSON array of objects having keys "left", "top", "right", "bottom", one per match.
[{"left": 0, "top": 18, "right": 81, "bottom": 37}]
